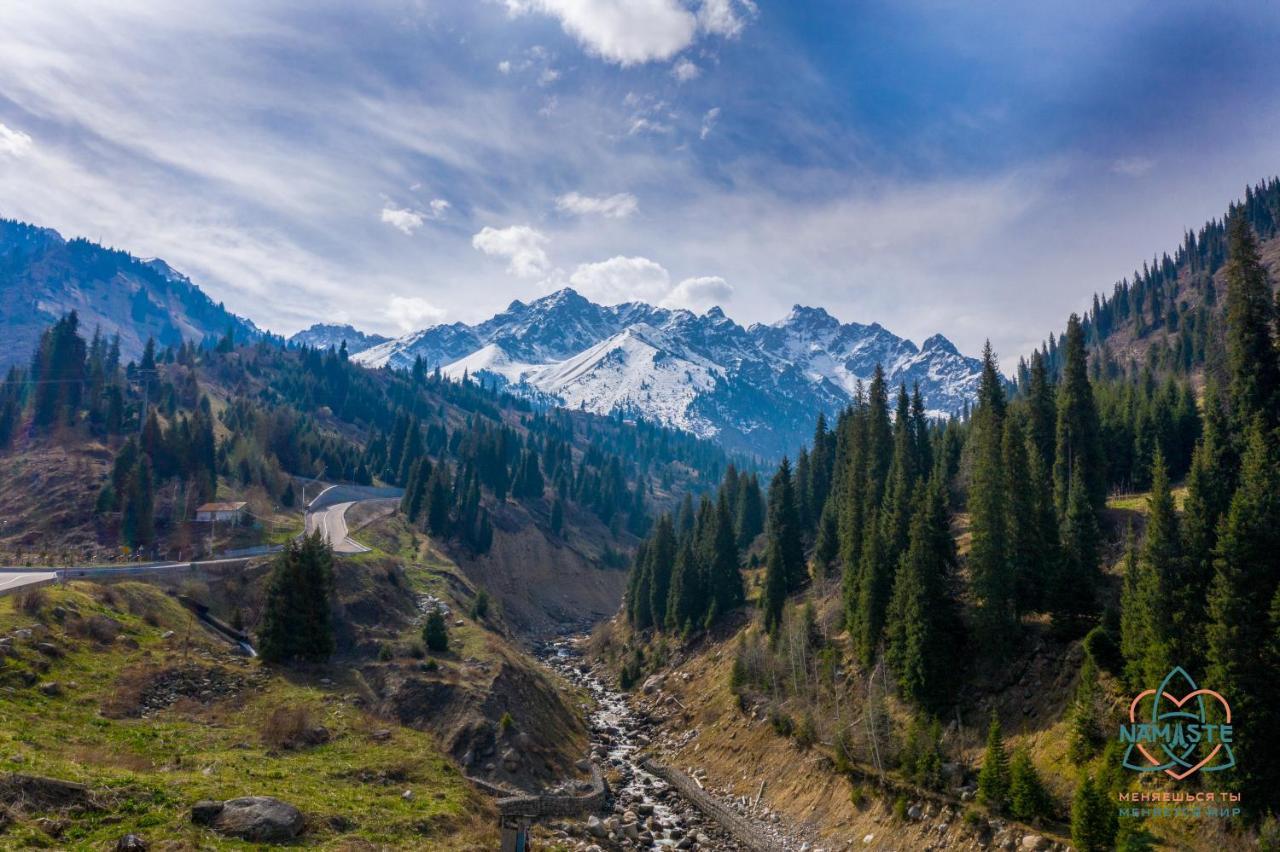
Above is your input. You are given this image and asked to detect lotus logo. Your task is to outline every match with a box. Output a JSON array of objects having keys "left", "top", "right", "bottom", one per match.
[{"left": 1119, "top": 667, "right": 1236, "bottom": 780}]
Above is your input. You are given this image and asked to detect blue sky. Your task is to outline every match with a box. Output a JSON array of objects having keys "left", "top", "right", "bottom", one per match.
[{"left": 1, "top": 1, "right": 1278, "bottom": 360}]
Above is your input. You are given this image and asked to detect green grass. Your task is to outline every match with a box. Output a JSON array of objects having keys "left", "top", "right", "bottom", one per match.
[
  {"left": 0, "top": 583, "right": 494, "bottom": 849},
  {"left": 1106, "top": 485, "right": 1189, "bottom": 514}
]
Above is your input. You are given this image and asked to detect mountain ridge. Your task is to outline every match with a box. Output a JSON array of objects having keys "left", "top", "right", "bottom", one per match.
[{"left": 352, "top": 288, "right": 986, "bottom": 457}]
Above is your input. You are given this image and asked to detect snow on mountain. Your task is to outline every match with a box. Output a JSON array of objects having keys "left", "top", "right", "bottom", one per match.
[
  {"left": 352, "top": 288, "right": 986, "bottom": 457},
  {"left": 288, "top": 323, "right": 390, "bottom": 354}
]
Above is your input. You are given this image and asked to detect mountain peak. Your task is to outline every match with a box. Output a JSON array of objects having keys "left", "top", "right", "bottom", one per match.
[
  {"left": 921, "top": 333, "right": 960, "bottom": 356},
  {"left": 777, "top": 304, "right": 837, "bottom": 329}
]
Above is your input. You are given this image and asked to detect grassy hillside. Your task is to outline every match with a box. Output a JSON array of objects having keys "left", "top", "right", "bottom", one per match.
[{"left": 0, "top": 580, "right": 495, "bottom": 848}]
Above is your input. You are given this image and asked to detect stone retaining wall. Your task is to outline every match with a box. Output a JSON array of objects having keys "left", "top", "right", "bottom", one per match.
[
  {"left": 485, "top": 764, "right": 607, "bottom": 819},
  {"left": 640, "top": 758, "right": 786, "bottom": 852}
]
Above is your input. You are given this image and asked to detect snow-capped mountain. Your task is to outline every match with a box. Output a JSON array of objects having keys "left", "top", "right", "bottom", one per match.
[
  {"left": 289, "top": 323, "right": 390, "bottom": 355},
  {"left": 354, "top": 288, "right": 985, "bottom": 457}
]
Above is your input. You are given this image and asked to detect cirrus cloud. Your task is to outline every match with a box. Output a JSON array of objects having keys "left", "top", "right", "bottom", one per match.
[{"left": 556, "top": 191, "right": 638, "bottom": 218}]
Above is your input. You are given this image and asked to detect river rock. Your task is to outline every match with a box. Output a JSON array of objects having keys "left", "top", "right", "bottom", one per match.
[{"left": 586, "top": 815, "right": 607, "bottom": 838}]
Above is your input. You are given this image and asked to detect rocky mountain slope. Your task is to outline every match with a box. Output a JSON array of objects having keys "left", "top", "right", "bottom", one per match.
[
  {"left": 0, "top": 218, "right": 264, "bottom": 369},
  {"left": 355, "top": 289, "right": 985, "bottom": 457}
]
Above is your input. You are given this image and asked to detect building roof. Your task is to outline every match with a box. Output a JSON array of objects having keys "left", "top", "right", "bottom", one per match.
[{"left": 195, "top": 502, "right": 248, "bottom": 513}]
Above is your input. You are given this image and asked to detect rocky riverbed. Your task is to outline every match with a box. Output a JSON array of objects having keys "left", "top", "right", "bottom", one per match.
[{"left": 535, "top": 637, "right": 809, "bottom": 851}]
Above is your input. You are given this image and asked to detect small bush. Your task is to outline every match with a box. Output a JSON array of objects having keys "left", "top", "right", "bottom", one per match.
[
  {"left": 15, "top": 588, "right": 47, "bottom": 616},
  {"left": 793, "top": 713, "right": 817, "bottom": 751},
  {"left": 1083, "top": 625, "right": 1122, "bottom": 675},
  {"left": 892, "top": 796, "right": 908, "bottom": 821},
  {"left": 769, "top": 709, "right": 794, "bottom": 738},
  {"left": 261, "top": 705, "right": 316, "bottom": 751},
  {"left": 378, "top": 643, "right": 394, "bottom": 661},
  {"left": 407, "top": 641, "right": 426, "bottom": 660},
  {"left": 963, "top": 808, "right": 984, "bottom": 829},
  {"left": 848, "top": 783, "right": 868, "bottom": 808},
  {"left": 470, "top": 589, "right": 490, "bottom": 621},
  {"left": 499, "top": 712, "right": 515, "bottom": 733},
  {"left": 423, "top": 607, "right": 449, "bottom": 653}
]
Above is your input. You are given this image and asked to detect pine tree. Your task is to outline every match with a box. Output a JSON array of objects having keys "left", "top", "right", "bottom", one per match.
[
  {"left": 762, "top": 535, "right": 787, "bottom": 637},
  {"left": 1002, "top": 413, "right": 1038, "bottom": 614},
  {"left": 1205, "top": 418, "right": 1280, "bottom": 804},
  {"left": 666, "top": 537, "right": 705, "bottom": 634},
  {"left": 121, "top": 453, "right": 155, "bottom": 549},
  {"left": 1053, "top": 314, "right": 1105, "bottom": 515},
  {"left": 1070, "top": 773, "right": 1116, "bottom": 852},
  {"left": 766, "top": 458, "right": 806, "bottom": 593},
  {"left": 704, "top": 492, "right": 744, "bottom": 622},
  {"left": 1223, "top": 215, "right": 1280, "bottom": 432},
  {"left": 1118, "top": 526, "right": 1147, "bottom": 689},
  {"left": 1182, "top": 383, "right": 1235, "bottom": 624},
  {"left": 734, "top": 473, "right": 764, "bottom": 549},
  {"left": 977, "top": 713, "right": 1010, "bottom": 811},
  {"left": 1025, "top": 349, "right": 1056, "bottom": 471},
  {"left": 259, "top": 532, "right": 335, "bottom": 664},
  {"left": 1055, "top": 459, "right": 1100, "bottom": 631},
  {"left": 813, "top": 499, "right": 839, "bottom": 575},
  {"left": 647, "top": 515, "right": 677, "bottom": 630},
  {"left": 626, "top": 542, "right": 653, "bottom": 629},
  {"left": 970, "top": 342, "right": 1016, "bottom": 652},
  {"left": 1067, "top": 656, "right": 1104, "bottom": 763},
  {"left": 423, "top": 605, "right": 449, "bottom": 652},
  {"left": 1008, "top": 746, "right": 1051, "bottom": 822},
  {"left": 853, "top": 508, "right": 889, "bottom": 666},
  {"left": 886, "top": 479, "right": 961, "bottom": 711},
  {"left": 1136, "top": 450, "right": 1180, "bottom": 683},
  {"left": 881, "top": 386, "right": 917, "bottom": 564},
  {"left": 424, "top": 463, "right": 452, "bottom": 536}
]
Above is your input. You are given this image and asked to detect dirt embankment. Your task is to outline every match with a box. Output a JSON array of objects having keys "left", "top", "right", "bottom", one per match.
[{"left": 457, "top": 499, "right": 631, "bottom": 637}]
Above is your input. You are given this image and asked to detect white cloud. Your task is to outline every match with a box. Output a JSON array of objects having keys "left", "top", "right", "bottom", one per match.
[
  {"left": 385, "top": 295, "right": 446, "bottom": 331},
  {"left": 569, "top": 255, "right": 671, "bottom": 303},
  {"left": 0, "top": 122, "right": 33, "bottom": 157},
  {"left": 697, "top": 0, "right": 757, "bottom": 37},
  {"left": 539, "top": 67, "right": 561, "bottom": 86},
  {"left": 501, "top": 0, "right": 698, "bottom": 66},
  {"left": 1112, "top": 156, "right": 1155, "bottom": 177},
  {"left": 660, "top": 275, "right": 733, "bottom": 311},
  {"left": 699, "top": 106, "right": 721, "bottom": 140},
  {"left": 672, "top": 58, "right": 700, "bottom": 82},
  {"left": 380, "top": 199, "right": 449, "bottom": 234},
  {"left": 556, "top": 191, "right": 638, "bottom": 218},
  {"left": 472, "top": 224, "right": 551, "bottom": 277},
  {"left": 497, "top": 60, "right": 512, "bottom": 74},
  {"left": 380, "top": 204, "right": 426, "bottom": 235}
]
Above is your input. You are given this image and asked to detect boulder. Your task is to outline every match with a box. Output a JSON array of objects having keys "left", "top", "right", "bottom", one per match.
[
  {"left": 191, "top": 796, "right": 304, "bottom": 843},
  {"left": 114, "top": 834, "right": 148, "bottom": 851}
]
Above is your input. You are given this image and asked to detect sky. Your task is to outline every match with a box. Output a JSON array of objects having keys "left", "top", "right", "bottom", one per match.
[{"left": 1, "top": 1, "right": 1280, "bottom": 361}]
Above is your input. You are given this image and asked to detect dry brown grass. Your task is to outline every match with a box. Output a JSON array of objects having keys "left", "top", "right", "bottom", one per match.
[
  {"left": 260, "top": 703, "right": 326, "bottom": 751},
  {"left": 14, "top": 587, "right": 48, "bottom": 616}
]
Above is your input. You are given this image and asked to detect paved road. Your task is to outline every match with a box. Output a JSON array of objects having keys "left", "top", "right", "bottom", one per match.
[
  {"left": 304, "top": 500, "right": 372, "bottom": 554},
  {"left": 0, "top": 571, "right": 58, "bottom": 595}
]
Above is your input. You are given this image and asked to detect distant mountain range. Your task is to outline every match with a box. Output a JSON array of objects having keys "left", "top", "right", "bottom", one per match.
[
  {"left": 289, "top": 323, "right": 390, "bottom": 354},
  {"left": 0, "top": 218, "right": 263, "bottom": 369},
  {"left": 0, "top": 215, "right": 984, "bottom": 457},
  {"left": 341, "top": 288, "right": 984, "bottom": 456}
]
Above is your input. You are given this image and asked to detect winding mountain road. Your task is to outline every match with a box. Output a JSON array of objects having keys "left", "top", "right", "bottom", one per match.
[
  {"left": 0, "top": 484, "right": 404, "bottom": 597},
  {"left": 305, "top": 500, "right": 370, "bottom": 554}
]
